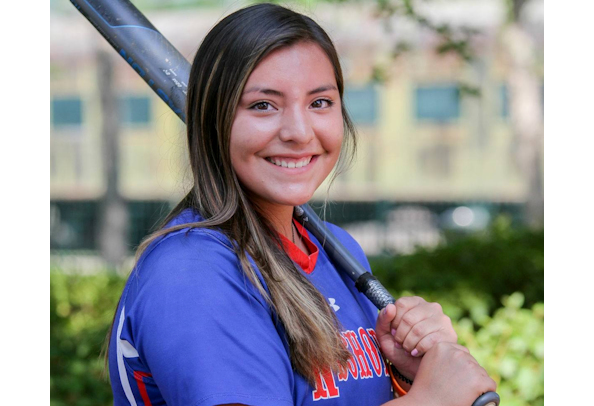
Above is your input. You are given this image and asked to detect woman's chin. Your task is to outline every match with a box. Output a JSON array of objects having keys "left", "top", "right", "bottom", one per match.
[
  {"left": 247, "top": 192, "right": 314, "bottom": 214},
  {"left": 285, "top": 193, "right": 316, "bottom": 208}
]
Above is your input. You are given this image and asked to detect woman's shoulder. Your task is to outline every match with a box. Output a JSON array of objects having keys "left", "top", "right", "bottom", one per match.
[
  {"left": 121, "top": 209, "right": 270, "bottom": 314},
  {"left": 142, "top": 227, "right": 235, "bottom": 267},
  {"left": 323, "top": 221, "right": 363, "bottom": 252},
  {"left": 322, "top": 221, "right": 371, "bottom": 270},
  {"left": 132, "top": 209, "right": 240, "bottom": 283},
  {"left": 324, "top": 221, "right": 357, "bottom": 245},
  {"left": 146, "top": 208, "right": 232, "bottom": 253}
]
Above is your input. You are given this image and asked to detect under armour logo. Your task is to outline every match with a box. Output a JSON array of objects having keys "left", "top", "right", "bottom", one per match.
[{"left": 328, "top": 298, "right": 340, "bottom": 312}]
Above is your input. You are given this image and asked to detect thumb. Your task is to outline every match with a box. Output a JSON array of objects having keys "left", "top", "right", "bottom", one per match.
[{"left": 376, "top": 303, "right": 397, "bottom": 337}]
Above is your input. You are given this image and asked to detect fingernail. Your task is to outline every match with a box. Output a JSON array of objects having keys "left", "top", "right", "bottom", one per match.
[
  {"left": 411, "top": 349, "right": 419, "bottom": 357},
  {"left": 394, "top": 341, "right": 402, "bottom": 349},
  {"left": 391, "top": 329, "right": 397, "bottom": 336},
  {"left": 382, "top": 307, "right": 387, "bottom": 315}
]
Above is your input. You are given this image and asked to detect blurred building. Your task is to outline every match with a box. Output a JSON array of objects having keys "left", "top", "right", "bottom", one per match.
[{"left": 50, "top": 0, "right": 543, "bottom": 257}]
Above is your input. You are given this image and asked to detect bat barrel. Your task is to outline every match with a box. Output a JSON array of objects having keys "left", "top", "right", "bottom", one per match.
[{"left": 70, "top": 0, "right": 191, "bottom": 122}]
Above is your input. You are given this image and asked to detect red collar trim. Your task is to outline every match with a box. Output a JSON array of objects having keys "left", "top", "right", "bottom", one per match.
[{"left": 279, "top": 219, "right": 319, "bottom": 274}]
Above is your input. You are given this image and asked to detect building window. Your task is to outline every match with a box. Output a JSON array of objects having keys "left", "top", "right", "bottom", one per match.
[
  {"left": 128, "top": 200, "right": 172, "bottom": 247},
  {"left": 415, "top": 84, "right": 460, "bottom": 122},
  {"left": 120, "top": 96, "right": 151, "bottom": 125},
  {"left": 51, "top": 97, "right": 82, "bottom": 126},
  {"left": 344, "top": 85, "right": 378, "bottom": 125},
  {"left": 50, "top": 201, "right": 98, "bottom": 250}
]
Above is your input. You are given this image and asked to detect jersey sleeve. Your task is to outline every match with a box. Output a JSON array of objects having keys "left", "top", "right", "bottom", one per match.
[{"left": 119, "top": 230, "right": 295, "bottom": 406}]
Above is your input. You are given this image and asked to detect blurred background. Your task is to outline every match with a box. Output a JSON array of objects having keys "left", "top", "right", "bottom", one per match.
[{"left": 50, "top": 0, "right": 544, "bottom": 405}]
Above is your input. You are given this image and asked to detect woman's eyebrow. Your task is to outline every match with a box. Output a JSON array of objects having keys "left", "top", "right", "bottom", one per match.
[
  {"left": 242, "top": 84, "right": 338, "bottom": 97},
  {"left": 307, "top": 85, "right": 338, "bottom": 95},
  {"left": 243, "top": 87, "right": 284, "bottom": 97}
]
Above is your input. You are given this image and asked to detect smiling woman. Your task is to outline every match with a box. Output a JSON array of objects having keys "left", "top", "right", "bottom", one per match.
[{"left": 107, "top": 3, "right": 496, "bottom": 406}]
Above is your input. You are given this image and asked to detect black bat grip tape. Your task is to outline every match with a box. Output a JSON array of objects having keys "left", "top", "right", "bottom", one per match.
[{"left": 355, "top": 273, "right": 396, "bottom": 310}]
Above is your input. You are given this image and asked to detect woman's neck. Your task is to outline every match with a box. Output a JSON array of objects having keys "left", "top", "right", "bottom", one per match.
[
  {"left": 254, "top": 202, "right": 309, "bottom": 254},
  {"left": 264, "top": 206, "right": 295, "bottom": 241}
]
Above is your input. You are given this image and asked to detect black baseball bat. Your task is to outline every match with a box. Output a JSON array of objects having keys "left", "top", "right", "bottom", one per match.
[{"left": 69, "top": 2, "right": 499, "bottom": 405}]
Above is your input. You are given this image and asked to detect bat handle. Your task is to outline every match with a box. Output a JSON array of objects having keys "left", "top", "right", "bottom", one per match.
[
  {"left": 472, "top": 391, "right": 500, "bottom": 406},
  {"left": 354, "top": 272, "right": 395, "bottom": 309}
]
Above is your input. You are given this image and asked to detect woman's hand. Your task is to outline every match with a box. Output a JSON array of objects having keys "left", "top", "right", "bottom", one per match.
[
  {"left": 405, "top": 342, "right": 497, "bottom": 406},
  {"left": 375, "top": 296, "right": 457, "bottom": 380}
]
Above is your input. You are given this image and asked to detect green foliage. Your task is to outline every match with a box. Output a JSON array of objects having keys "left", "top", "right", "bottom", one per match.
[
  {"left": 456, "top": 292, "right": 544, "bottom": 406},
  {"left": 50, "top": 271, "right": 126, "bottom": 406},
  {"left": 369, "top": 218, "right": 544, "bottom": 404},
  {"left": 388, "top": 289, "right": 544, "bottom": 406},
  {"left": 370, "top": 217, "right": 544, "bottom": 311}
]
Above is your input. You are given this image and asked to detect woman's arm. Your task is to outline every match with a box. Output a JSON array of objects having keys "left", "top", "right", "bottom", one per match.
[
  {"left": 220, "top": 342, "right": 497, "bottom": 406},
  {"left": 381, "top": 342, "right": 497, "bottom": 406}
]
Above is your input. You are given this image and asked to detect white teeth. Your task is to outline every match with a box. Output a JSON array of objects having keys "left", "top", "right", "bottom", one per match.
[
  {"left": 295, "top": 156, "right": 312, "bottom": 168},
  {"left": 267, "top": 156, "right": 313, "bottom": 169}
]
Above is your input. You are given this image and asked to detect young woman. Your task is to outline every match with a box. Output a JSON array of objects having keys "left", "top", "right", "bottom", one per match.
[{"left": 108, "top": 3, "right": 496, "bottom": 406}]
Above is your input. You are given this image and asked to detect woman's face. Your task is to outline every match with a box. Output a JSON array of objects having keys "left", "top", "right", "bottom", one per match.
[{"left": 230, "top": 42, "right": 344, "bottom": 215}]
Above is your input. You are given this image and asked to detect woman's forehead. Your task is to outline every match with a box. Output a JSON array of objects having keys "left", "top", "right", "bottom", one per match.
[{"left": 244, "top": 42, "right": 337, "bottom": 92}]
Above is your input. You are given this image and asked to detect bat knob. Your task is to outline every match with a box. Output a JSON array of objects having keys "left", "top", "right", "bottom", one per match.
[{"left": 471, "top": 391, "right": 500, "bottom": 406}]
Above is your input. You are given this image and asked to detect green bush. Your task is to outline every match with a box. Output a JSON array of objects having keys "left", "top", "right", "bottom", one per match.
[
  {"left": 457, "top": 292, "right": 544, "bottom": 406},
  {"left": 50, "top": 271, "right": 125, "bottom": 406},
  {"left": 387, "top": 288, "right": 544, "bottom": 406},
  {"left": 370, "top": 216, "right": 544, "bottom": 310}
]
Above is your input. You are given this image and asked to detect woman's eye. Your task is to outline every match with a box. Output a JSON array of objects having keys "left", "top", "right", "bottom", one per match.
[
  {"left": 250, "top": 101, "right": 273, "bottom": 111},
  {"left": 311, "top": 99, "right": 333, "bottom": 109}
]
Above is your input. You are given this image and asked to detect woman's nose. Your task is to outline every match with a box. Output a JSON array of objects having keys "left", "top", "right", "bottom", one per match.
[{"left": 278, "top": 108, "right": 315, "bottom": 144}]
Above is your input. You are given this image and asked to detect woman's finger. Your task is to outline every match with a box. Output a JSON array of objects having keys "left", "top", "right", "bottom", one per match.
[
  {"left": 405, "top": 326, "right": 457, "bottom": 357},
  {"left": 376, "top": 303, "right": 397, "bottom": 338},
  {"left": 392, "top": 296, "right": 426, "bottom": 327},
  {"left": 400, "top": 313, "right": 456, "bottom": 355},
  {"left": 392, "top": 301, "right": 442, "bottom": 347}
]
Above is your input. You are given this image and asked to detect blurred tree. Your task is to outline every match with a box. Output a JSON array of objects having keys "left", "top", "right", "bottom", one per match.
[
  {"left": 97, "top": 50, "right": 129, "bottom": 268},
  {"left": 371, "top": 0, "right": 543, "bottom": 227},
  {"left": 500, "top": 0, "right": 544, "bottom": 228}
]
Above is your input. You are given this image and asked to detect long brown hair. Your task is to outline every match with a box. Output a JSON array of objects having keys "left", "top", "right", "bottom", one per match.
[{"left": 134, "top": 3, "right": 357, "bottom": 384}]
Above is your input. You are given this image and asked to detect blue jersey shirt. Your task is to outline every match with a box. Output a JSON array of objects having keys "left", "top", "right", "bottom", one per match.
[{"left": 109, "top": 209, "right": 393, "bottom": 405}]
